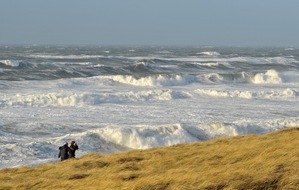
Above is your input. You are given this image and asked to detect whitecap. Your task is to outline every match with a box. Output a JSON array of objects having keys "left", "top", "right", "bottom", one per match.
[
  {"left": 0, "top": 60, "right": 20, "bottom": 67},
  {"left": 251, "top": 70, "right": 282, "bottom": 84},
  {"left": 196, "top": 51, "right": 221, "bottom": 56},
  {"left": 100, "top": 74, "right": 198, "bottom": 87}
]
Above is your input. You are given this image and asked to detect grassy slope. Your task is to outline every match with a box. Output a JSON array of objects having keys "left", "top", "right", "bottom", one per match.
[{"left": 0, "top": 128, "right": 298, "bottom": 190}]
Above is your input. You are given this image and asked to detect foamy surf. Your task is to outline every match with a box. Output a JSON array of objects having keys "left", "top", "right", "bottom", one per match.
[
  {"left": 0, "top": 46, "right": 298, "bottom": 169},
  {"left": 1, "top": 119, "right": 298, "bottom": 168}
]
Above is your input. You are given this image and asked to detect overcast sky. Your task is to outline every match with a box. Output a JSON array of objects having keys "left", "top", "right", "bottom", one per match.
[{"left": 1, "top": 0, "right": 299, "bottom": 46}]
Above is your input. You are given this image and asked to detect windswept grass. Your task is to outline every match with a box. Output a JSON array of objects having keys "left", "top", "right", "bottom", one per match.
[{"left": 1, "top": 128, "right": 299, "bottom": 190}]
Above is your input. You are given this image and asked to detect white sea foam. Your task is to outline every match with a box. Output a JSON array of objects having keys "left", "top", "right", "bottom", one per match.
[
  {"left": 157, "top": 50, "right": 173, "bottom": 54},
  {"left": 195, "top": 88, "right": 298, "bottom": 99},
  {"left": 0, "top": 60, "right": 20, "bottom": 67},
  {"left": 100, "top": 74, "right": 198, "bottom": 86},
  {"left": 90, "top": 124, "right": 197, "bottom": 149},
  {"left": 193, "top": 62, "right": 220, "bottom": 67},
  {"left": 0, "top": 124, "right": 198, "bottom": 168},
  {"left": 196, "top": 70, "right": 298, "bottom": 84},
  {"left": 27, "top": 54, "right": 104, "bottom": 59},
  {"left": 0, "top": 90, "right": 190, "bottom": 108},
  {"left": 126, "top": 56, "right": 298, "bottom": 65},
  {"left": 196, "top": 51, "right": 221, "bottom": 56},
  {"left": 199, "top": 61, "right": 232, "bottom": 68},
  {"left": 285, "top": 48, "right": 295, "bottom": 51},
  {"left": 198, "top": 118, "right": 298, "bottom": 139},
  {"left": 251, "top": 70, "right": 282, "bottom": 84},
  {"left": 195, "top": 89, "right": 253, "bottom": 99},
  {"left": 1, "top": 118, "right": 298, "bottom": 168}
]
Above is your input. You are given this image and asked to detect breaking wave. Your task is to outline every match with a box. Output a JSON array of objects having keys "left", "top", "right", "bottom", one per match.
[
  {"left": 99, "top": 74, "right": 198, "bottom": 86},
  {"left": 27, "top": 54, "right": 105, "bottom": 59},
  {"left": 54, "top": 119, "right": 298, "bottom": 154},
  {"left": 0, "top": 90, "right": 190, "bottom": 108},
  {"left": 77, "top": 124, "right": 197, "bottom": 150},
  {"left": 198, "top": 70, "right": 297, "bottom": 85},
  {"left": 251, "top": 70, "right": 282, "bottom": 84},
  {"left": 196, "top": 51, "right": 221, "bottom": 56},
  {"left": 0, "top": 60, "right": 32, "bottom": 68},
  {"left": 195, "top": 88, "right": 298, "bottom": 99},
  {"left": 1, "top": 118, "right": 298, "bottom": 168}
]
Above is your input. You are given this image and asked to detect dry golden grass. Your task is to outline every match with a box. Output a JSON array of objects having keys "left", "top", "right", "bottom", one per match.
[{"left": 0, "top": 128, "right": 299, "bottom": 190}]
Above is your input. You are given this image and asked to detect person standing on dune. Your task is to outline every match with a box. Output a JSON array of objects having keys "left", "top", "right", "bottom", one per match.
[
  {"left": 68, "top": 141, "right": 79, "bottom": 158},
  {"left": 58, "top": 142, "right": 70, "bottom": 161}
]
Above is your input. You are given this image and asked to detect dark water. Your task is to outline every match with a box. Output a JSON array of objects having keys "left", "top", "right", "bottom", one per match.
[{"left": 0, "top": 46, "right": 298, "bottom": 81}]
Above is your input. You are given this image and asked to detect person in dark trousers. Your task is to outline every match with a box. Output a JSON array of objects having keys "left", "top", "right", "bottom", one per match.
[
  {"left": 69, "top": 141, "right": 79, "bottom": 158},
  {"left": 58, "top": 142, "right": 70, "bottom": 161}
]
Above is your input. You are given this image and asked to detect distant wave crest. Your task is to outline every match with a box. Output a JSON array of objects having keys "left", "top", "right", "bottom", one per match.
[
  {"left": 251, "top": 70, "right": 282, "bottom": 84},
  {"left": 0, "top": 60, "right": 21, "bottom": 67},
  {"left": 196, "top": 51, "right": 221, "bottom": 56},
  {"left": 100, "top": 74, "right": 198, "bottom": 87},
  {"left": 199, "top": 70, "right": 297, "bottom": 85},
  {"left": 195, "top": 88, "right": 298, "bottom": 99},
  {"left": 0, "top": 90, "right": 190, "bottom": 108},
  {"left": 0, "top": 60, "right": 34, "bottom": 68}
]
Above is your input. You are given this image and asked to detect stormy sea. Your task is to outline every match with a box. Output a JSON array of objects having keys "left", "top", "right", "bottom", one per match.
[{"left": 0, "top": 46, "right": 298, "bottom": 168}]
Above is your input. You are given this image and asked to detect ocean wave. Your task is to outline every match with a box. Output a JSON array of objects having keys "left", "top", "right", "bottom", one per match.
[
  {"left": 196, "top": 51, "right": 221, "bottom": 56},
  {"left": 197, "top": 70, "right": 297, "bottom": 85},
  {"left": 0, "top": 140, "right": 58, "bottom": 168},
  {"left": 99, "top": 74, "right": 198, "bottom": 87},
  {"left": 91, "top": 124, "right": 196, "bottom": 149},
  {"left": 127, "top": 56, "right": 298, "bottom": 65},
  {"left": 54, "top": 119, "right": 299, "bottom": 152},
  {"left": 0, "top": 60, "right": 21, "bottom": 67},
  {"left": 197, "top": 119, "right": 298, "bottom": 139},
  {"left": 27, "top": 54, "right": 105, "bottom": 59},
  {"left": 126, "top": 62, "right": 157, "bottom": 73},
  {"left": 0, "top": 60, "right": 34, "bottom": 68},
  {"left": 56, "top": 124, "right": 197, "bottom": 151},
  {"left": 192, "top": 62, "right": 232, "bottom": 68},
  {"left": 251, "top": 70, "right": 282, "bottom": 84},
  {"left": 198, "top": 72, "right": 250, "bottom": 84},
  {"left": 195, "top": 88, "right": 298, "bottom": 99},
  {"left": 156, "top": 50, "right": 173, "bottom": 54},
  {"left": 0, "top": 124, "right": 198, "bottom": 168},
  {"left": 195, "top": 89, "right": 253, "bottom": 99},
  {"left": 0, "top": 90, "right": 190, "bottom": 108},
  {"left": 1, "top": 118, "right": 298, "bottom": 169}
]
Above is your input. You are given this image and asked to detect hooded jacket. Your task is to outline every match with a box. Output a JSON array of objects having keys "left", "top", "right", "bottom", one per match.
[
  {"left": 58, "top": 144, "right": 69, "bottom": 161},
  {"left": 69, "top": 144, "right": 79, "bottom": 158}
]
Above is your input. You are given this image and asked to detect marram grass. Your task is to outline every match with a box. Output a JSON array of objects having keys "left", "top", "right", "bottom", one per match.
[{"left": 1, "top": 128, "right": 299, "bottom": 190}]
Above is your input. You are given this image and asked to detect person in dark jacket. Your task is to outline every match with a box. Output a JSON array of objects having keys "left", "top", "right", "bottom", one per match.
[
  {"left": 69, "top": 141, "right": 79, "bottom": 158},
  {"left": 58, "top": 142, "right": 70, "bottom": 161}
]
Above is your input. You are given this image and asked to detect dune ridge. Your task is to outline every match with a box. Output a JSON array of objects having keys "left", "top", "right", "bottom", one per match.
[{"left": 0, "top": 128, "right": 298, "bottom": 190}]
